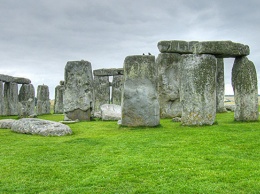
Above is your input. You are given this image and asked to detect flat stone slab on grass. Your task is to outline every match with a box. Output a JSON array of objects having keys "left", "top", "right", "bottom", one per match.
[
  {"left": 193, "top": 41, "right": 250, "bottom": 57},
  {"left": 157, "top": 40, "right": 198, "bottom": 54},
  {"left": 0, "top": 119, "right": 16, "bottom": 129},
  {"left": 11, "top": 118, "right": 72, "bottom": 136}
]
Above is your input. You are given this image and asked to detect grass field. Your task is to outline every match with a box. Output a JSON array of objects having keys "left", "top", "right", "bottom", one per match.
[{"left": 0, "top": 112, "right": 259, "bottom": 193}]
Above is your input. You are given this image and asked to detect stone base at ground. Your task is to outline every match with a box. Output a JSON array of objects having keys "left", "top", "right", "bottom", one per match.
[{"left": 64, "top": 109, "right": 91, "bottom": 121}]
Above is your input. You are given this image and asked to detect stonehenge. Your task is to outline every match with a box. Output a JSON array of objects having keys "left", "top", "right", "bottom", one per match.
[
  {"left": 37, "top": 85, "right": 50, "bottom": 115},
  {"left": 18, "top": 84, "right": 35, "bottom": 117},
  {"left": 54, "top": 81, "right": 64, "bottom": 114}
]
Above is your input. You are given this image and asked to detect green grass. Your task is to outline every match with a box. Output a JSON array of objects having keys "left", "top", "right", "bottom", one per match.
[{"left": 0, "top": 112, "right": 259, "bottom": 193}]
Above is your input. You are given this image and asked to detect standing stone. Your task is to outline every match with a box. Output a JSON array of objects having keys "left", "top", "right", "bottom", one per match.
[
  {"left": 232, "top": 57, "right": 258, "bottom": 121},
  {"left": 156, "top": 53, "right": 182, "bottom": 118},
  {"left": 216, "top": 58, "right": 226, "bottom": 113},
  {"left": 63, "top": 60, "right": 93, "bottom": 121},
  {"left": 4, "top": 82, "right": 18, "bottom": 116},
  {"left": 180, "top": 54, "right": 217, "bottom": 125},
  {"left": 0, "top": 81, "right": 4, "bottom": 115},
  {"left": 111, "top": 74, "right": 123, "bottom": 105},
  {"left": 93, "top": 76, "right": 110, "bottom": 114},
  {"left": 18, "top": 84, "right": 35, "bottom": 117},
  {"left": 36, "top": 85, "right": 50, "bottom": 115},
  {"left": 121, "top": 55, "right": 160, "bottom": 127},
  {"left": 54, "top": 85, "right": 64, "bottom": 114}
]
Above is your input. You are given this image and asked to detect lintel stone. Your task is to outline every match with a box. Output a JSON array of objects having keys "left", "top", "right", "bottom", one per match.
[
  {"left": 93, "top": 68, "right": 124, "bottom": 76},
  {"left": 157, "top": 40, "right": 199, "bottom": 54}
]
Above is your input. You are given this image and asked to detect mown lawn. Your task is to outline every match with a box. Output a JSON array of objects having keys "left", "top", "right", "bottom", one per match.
[{"left": 0, "top": 112, "right": 259, "bottom": 193}]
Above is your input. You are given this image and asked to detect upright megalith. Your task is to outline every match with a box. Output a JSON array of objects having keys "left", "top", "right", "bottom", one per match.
[
  {"left": 180, "top": 54, "right": 217, "bottom": 125},
  {"left": 0, "top": 81, "right": 4, "bottom": 115},
  {"left": 232, "top": 57, "right": 258, "bottom": 121},
  {"left": 64, "top": 60, "right": 93, "bottom": 121},
  {"left": 54, "top": 83, "right": 64, "bottom": 114},
  {"left": 121, "top": 55, "right": 160, "bottom": 127},
  {"left": 156, "top": 53, "right": 182, "bottom": 118},
  {"left": 216, "top": 58, "right": 226, "bottom": 113},
  {"left": 111, "top": 74, "right": 123, "bottom": 105},
  {"left": 93, "top": 76, "right": 110, "bottom": 114},
  {"left": 18, "top": 84, "right": 35, "bottom": 117},
  {"left": 36, "top": 85, "right": 50, "bottom": 115},
  {"left": 4, "top": 82, "right": 18, "bottom": 116}
]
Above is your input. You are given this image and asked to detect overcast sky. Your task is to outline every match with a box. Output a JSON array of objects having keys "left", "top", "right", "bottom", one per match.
[{"left": 0, "top": 0, "right": 259, "bottom": 99}]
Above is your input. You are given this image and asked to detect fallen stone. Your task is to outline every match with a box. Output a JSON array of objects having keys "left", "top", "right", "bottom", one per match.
[
  {"left": 157, "top": 40, "right": 199, "bottom": 54},
  {"left": 0, "top": 74, "right": 14, "bottom": 82},
  {"left": 100, "top": 104, "right": 121, "bottom": 121},
  {"left": 180, "top": 54, "right": 217, "bottom": 126},
  {"left": 225, "top": 105, "right": 235, "bottom": 112},
  {"left": 93, "top": 68, "right": 124, "bottom": 76},
  {"left": 11, "top": 118, "right": 72, "bottom": 136},
  {"left": 172, "top": 117, "right": 181, "bottom": 122},
  {"left": 232, "top": 56, "right": 258, "bottom": 121},
  {"left": 13, "top": 77, "right": 31, "bottom": 84},
  {"left": 121, "top": 55, "right": 160, "bottom": 127},
  {"left": 193, "top": 41, "right": 250, "bottom": 58},
  {"left": 0, "top": 119, "right": 16, "bottom": 129}
]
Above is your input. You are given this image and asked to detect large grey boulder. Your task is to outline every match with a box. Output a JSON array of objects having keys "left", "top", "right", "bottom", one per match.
[
  {"left": 111, "top": 74, "right": 123, "bottom": 105},
  {"left": 93, "top": 68, "right": 123, "bottom": 76},
  {"left": 100, "top": 104, "right": 121, "bottom": 121},
  {"left": 11, "top": 118, "right": 72, "bottom": 136},
  {"left": 18, "top": 84, "right": 35, "bottom": 117},
  {"left": 54, "top": 85, "right": 64, "bottom": 114},
  {"left": 121, "top": 55, "right": 160, "bottom": 127},
  {"left": 93, "top": 76, "right": 110, "bottom": 113},
  {"left": 63, "top": 60, "right": 93, "bottom": 121},
  {"left": 36, "top": 85, "right": 50, "bottom": 115},
  {"left": 158, "top": 40, "right": 198, "bottom": 54},
  {"left": 13, "top": 77, "right": 31, "bottom": 84},
  {"left": 232, "top": 57, "right": 258, "bottom": 121},
  {"left": 4, "top": 82, "right": 18, "bottom": 116},
  {"left": 0, "top": 119, "right": 16, "bottom": 129},
  {"left": 193, "top": 41, "right": 250, "bottom": 58},
  {"left": 180, "top": 54, "right": 217, "bottom": 125},
  {"left": 0, "top": 81, "right": 4, "bottom": 115},
  {"left": 157, "top": 53, "right": 182, "bottom": 118},
  {"left": 216, "top": 58, "right": 227, "bottom": 113}
]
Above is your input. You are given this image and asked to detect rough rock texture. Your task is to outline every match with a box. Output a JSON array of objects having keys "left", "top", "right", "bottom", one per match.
[
  {"left": 0, "top": 74, "right": 14, "bottom": 82},
  {"left": 111, "top": 74, "right": 123, "bottom": 105},
  {"left": 193, "top": 41, "right": 250, "bottom": 58},
  {"left": 0, "top": 119, "right": 16, "bottom": 129},
  {"left": 0, "top": 81, "right": 4, "bottom": 115},
  {"left": 225, "top": 105, "right": 235, "bottom": 112},
  {"left": 93, "top": 76, "right": 110, "bottom": 113},
  {"left": 11, "top": 118, "right": 72, "bottom": 136},
  {"left": 36, "top": 85, "right": 50, "bottom": 115},
  {"left": 232, "top": 57, "right": 258, "bottom": 121},
  {"left": 93, "top": 68, "right": 124, "bottom": 76},
  {"left": 156, "top": 53, "right": 182, "bottom": 118},
  {"left": 216, "top": 58, "right": 226, "bottom": 113},
  {"left": 121, "top": 55, "right": 160, "bottom": 127},
  {"left": 4, "top": 82, "right": 18, "bottom": 116},
  {"left": 54, "top": 85, "right": 64, "bottom": 114},
  {"left": 60, "top": 80, "right": 64, "bottom": 85},
  {"left": 18, "top": 84, "right": 35, "bottom": 117},
  {"left": 158, "top": 40, "right": 199, "bottom": 54},
  {"left": 180, "top": 54, "right": 217, "bottom": 125},
  {"left": 100, "top": 104, "right": 121, "bottom": 121},
  {"left": 13, "top": 77, "right": 31, "bottom": 84},
  {"left": 63, "top": 60, "right": 93, "bottom": 121}
]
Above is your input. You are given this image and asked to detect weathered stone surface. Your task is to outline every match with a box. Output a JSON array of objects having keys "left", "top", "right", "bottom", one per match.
[
  {"left": 193, "top": 41, "right": 250, "bottom": 58},
  {"left": 180, "top": 54, "right": 217, "bottom": 125},
  {"left": 60, "top": 80, "right": 64, "bottom": 85},
  {"left": 100, "top": 104, "right": 121, "bottom": 121},
  {"left": 93, "top": 76, "right": 110, "bottom": 113},
  {"left": 11, "top": 118, "right": 72, "bottom": 136},
  {"left": 0, "top": 74, "right": 14, "bottom": 82},
  {"left": 232, "top": 57, "right": 258, "bottom": 121},
  {"left": 121, "top": 55, "right": 160, "bottom": 127},
  {"left": 4, "top": 82, "right": 18, "bottom": 116},
  {"left": 13, "top": 77, "right": 31, "bottom": 84},
  {"left": 54, "top": 85, "right": 64, "bottom": 114},
  {"left": 157, "top": 53, "right": 182, "bottom": 118},
  {"left": 111, "top": 74, "right": 123, "bottom": 105},
  {"left": 0, "top": 119, "right": 16, "bottom": 129},
  {"left": 18, "top": 84, "right": 35, "bottom": 117},
  {"left": 0, "top": 81, "right": 4, "bottom": 115},
  {"left": 225, "top": 105, "right": 235, "bottom": 112},
  {"left": 64, "top": 60, "right": 93, "bottom": 121},
  {"left": 158, "top": 40, "right": 199, "bottom": 54},
  {"left": 93, "top": 68, "right": 124, "bottom": 76},
  {"left": 36, "top": 85, "right": 50, "bottom": 115},
  {"left": 216, "top": 58, "right": 227, "bottom": 113}
]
